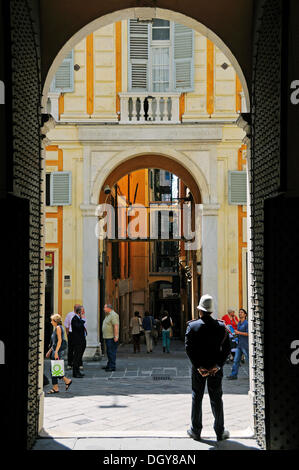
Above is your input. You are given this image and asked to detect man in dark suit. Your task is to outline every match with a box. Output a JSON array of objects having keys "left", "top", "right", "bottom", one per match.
[
  {"left": 185, "top": 294, "right": 231, "bottom": 442},
  {"left": 71, "top": 305, "right": 86, "bottom": 378}
]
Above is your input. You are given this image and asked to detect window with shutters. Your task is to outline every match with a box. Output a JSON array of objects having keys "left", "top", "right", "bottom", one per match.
[
  {"left": 129, "top": 20, "right": 149, "bottom": 90},
  {"left": 228, "top": 171, "right": 247, "bottom": 205},
  {"left": 47, "top": 172, "right": 72, "bottom": 206},
  {"left": 128, "top": 19, "right": 194, "bottom": 93},
  {"left": 50, "top": 51, "right": 74, "bottom": 93}
]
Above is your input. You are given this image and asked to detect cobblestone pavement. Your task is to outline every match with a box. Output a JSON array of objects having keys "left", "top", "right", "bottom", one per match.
[
  {"left": 40, "top": 339, "right": 253, "bottom": 445},
  {"left": 33, "top": 437, "right": 260, "bottom": 451}
]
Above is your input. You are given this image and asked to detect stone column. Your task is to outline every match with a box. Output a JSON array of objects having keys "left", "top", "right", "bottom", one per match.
[
  {"left": 80, "top": 204, "right": 101, "bottom": 359},
  {"left": 237, "top": 114, "right": 255, "bottom": 436},
  {"left": 39, "top": 117, "right": 56, "bottom": 432},
  {"left": 200, "top": 204, "right": 220, "bottom": 317},
  {"left": 246, "top": 139, "right": 255, "bottom": 436}
]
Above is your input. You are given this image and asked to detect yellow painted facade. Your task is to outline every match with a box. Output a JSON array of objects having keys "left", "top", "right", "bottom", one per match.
[
  {"left": 56, "top": 23, "right": 242, "bottom": 123},
  {"left": 45, "top": 20, "right": 247, "bottom": 350}
]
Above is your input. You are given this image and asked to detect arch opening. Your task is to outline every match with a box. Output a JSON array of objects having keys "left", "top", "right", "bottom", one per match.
[
  {"left": 98, "top": 154, "right": 202, "bottom": 205},
  {"left": 41, "top": 5, "right": 254, "bottom": 445},
  {"left": 98, "top": 164, "right": 201, "bottom": 344}
]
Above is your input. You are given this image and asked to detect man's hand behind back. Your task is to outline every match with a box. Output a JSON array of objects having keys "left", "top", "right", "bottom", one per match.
[
  {"left": 198, "top": 367, "right": 210, "bottom": 377},
  {"left": 198, "top": 366, "right": 220, "bottom": 377}
]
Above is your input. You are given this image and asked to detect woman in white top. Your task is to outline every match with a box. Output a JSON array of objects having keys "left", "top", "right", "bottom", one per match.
[{"left": 130, "top": 311, "right": 142, "bottom": 353}]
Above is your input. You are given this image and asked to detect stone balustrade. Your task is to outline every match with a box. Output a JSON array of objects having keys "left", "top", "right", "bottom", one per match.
[{"left": 119, "top": 92, "right": 181, "bottom": 124}]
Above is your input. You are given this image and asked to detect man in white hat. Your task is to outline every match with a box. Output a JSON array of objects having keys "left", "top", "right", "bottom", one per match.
[{"left": 185, "top": 294, "right": 231, "bottom": 442}]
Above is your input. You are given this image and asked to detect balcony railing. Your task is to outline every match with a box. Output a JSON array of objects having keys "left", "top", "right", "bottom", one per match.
[{"left": 119, "top": 92, "right": 181, "bottom": 124}]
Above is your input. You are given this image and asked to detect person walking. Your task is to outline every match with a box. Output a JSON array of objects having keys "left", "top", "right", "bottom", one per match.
[
  {"left": 46, "top": 314, "right": 72, "bottom": 394},
  {"left": 152, "top": 316, "right": 160, "bottom": 345},
  {"left": 79, "top": 306, "right": 88, "bottom": 370},
  {"left": 64, "top": 303, "right": 80, "bottom": 370},
  {"left": 161, "top": 311, "right": 173, "bottom": 353},
  {"left": 102, "top": 304, "right": 119, "bottom": 372},
  {"left": 227, "top": 309, "right": 249, "bottom": 380},
  {"left": 142, "top": 311, "right": 155, "bottom": 353},
  {"left": 71, "top": 305, "right": 86, "bottom": 378},
  {"left": 185, "top": 294, "right": 231, "bottom": 442},
  {"left": 130, "top": 311, "right": 142, "bottom": 353}
]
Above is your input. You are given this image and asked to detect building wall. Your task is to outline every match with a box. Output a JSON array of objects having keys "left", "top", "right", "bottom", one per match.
[
  {"left": 45, "top": 129, "right": 84, "bottom": 325},
  {"left": 56, "top": 22, "right": 243, "bottom": 122},
  {"left": 62, "top": 39, "right": 87, "bottom": 118},
  {"left": 45, "top": 132, "right": 245, "bottom": 322},
  {"left": 45, "top": 20, "right": 247, "bottom": 327}
]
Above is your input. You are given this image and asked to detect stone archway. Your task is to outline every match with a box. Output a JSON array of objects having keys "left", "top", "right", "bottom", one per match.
[
  {"left": 40, "top": 4, "right": 254, "bottom": 444},
  {"left": 81, "top": 151, "right": 221, "bottom": 359},
  {"left": 98, "top": 154, "right": 203, "bottom": 205}
]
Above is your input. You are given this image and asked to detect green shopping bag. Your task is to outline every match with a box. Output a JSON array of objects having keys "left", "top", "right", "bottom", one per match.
[{"left": 51, "top": 359, "right": 65, "bottom": 377}]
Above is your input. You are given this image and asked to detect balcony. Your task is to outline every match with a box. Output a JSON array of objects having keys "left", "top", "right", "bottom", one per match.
[{"left": 119, "top": 92, "right": 181, "bottom": 124}]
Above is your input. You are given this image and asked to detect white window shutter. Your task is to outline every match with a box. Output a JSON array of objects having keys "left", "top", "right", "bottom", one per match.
[
  {"left": 128, "top": 20, "right": 149, "bottom": 90},
  {"left": 50, "top": 172, "right": 72, "bottom": 206},
  {"left": 50, "top": 51, "right": 74, "bottom": 93},
  {"left": 228, "top": 171, "right": 247, "bottom": 205},
  {"left": 173, "top": 23, "right": 194, "bottom": 92}
]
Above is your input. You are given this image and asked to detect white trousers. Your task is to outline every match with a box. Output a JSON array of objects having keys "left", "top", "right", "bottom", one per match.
[{"left": 144, "top": 331, "right": 153, "bottom": 352}]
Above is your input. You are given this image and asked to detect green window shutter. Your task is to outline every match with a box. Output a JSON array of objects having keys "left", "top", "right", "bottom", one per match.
[
  {"left": 128, "top": 20, "right": 149, "bottom": 90},
  {"left": 50, "top": 51, "right": 74, "bottom": 93},
  {"left": 50, "top": 172, "right": 72, "bottom": 206},
  {"left": 173, "top": 23, "right": 194, "bottom": 92},
  {"left": 228, "top": 171, "right": 247, "bottom": 205}
]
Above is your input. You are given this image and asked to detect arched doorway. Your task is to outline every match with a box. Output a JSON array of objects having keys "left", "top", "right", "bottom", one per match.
[
  {"left": 4, "top": 0, "right": 298, "bottom": 452},
  {"left": 40, "top": 5, "right": 253, "bottom": 446},
  {"left": 96, "top": 159, "right": 203, "bottom": 347}
]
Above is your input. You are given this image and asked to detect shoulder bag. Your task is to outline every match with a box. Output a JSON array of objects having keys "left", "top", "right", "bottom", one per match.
[{"left": 139, "top": 317, "right": 144, "bottom": 336}]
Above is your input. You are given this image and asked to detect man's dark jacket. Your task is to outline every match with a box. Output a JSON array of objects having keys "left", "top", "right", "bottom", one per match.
[
  {"left": 185, "top": 315, "right": 231, "bottom": 370},
  {"left": 71, "top": 314, "right": 86, "bottom": 345}
]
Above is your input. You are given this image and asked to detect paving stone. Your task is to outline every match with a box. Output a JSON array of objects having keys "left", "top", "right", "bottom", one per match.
[
  {"left": 33, "top": 438, "right": 77, "bottom": 450},
  {"left": 33, "top": 437, "right": 260, "bottom": 451},
  {"left": 42, "top": 340, "right": 252, "bottom": 442}
]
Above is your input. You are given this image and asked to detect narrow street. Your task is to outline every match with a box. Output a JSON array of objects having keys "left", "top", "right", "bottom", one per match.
[{"left": 34, "top": 339, "right": 259, "bottom": 450}]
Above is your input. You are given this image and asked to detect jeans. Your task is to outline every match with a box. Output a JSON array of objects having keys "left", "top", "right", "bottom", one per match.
[
  {"left": 145, "top": 330, "right": 153, "bottom": 352},
  {"left": 230, "top": 346, "right": 249, "bottom": 377},
  {"left": 191, "top": 366, "right": 224, "bottom": 438},
  {"left": 162, "top": 330, "right": 171, "bottom": 352},
  {"left": 105, "top": 338, "right": 119, "bottom": 369}
]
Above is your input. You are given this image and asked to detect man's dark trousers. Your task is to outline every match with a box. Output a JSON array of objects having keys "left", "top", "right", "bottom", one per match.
[
  {"left": 191, "top": 366, "right": 224, "bottom": 438},
  {"left": 105, "top": 338, "right": 119, "bottom": 369},
  {"left": 79, "top": 337, "right": 86, "bottom": 367},
  {"left": 71, "top": 314, "right": 86, "bottom": 376},
  {"left": 73, "top": 342, "right": 85, "bottom": 376},
  {"left": 67, "top": 332, "right": 74, "bottom": 367}
]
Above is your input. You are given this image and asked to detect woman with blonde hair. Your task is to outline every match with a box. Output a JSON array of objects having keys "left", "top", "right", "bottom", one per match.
[{"left": 45, "top": 314, "right": 72, "bottom": 393}]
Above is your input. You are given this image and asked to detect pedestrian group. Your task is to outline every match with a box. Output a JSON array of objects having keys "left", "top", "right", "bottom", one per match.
[{"left": 45, "top": 293, "right": 248, "bottom": 443}]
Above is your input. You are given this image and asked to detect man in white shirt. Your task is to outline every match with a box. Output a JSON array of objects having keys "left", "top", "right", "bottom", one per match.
[{"left": 64, "top": 304, "right": 80, "bottom": 370}]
